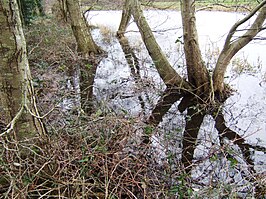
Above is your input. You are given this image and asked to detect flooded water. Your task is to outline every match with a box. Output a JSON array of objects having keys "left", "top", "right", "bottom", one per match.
[{"left": 86, "top": 10, "right": 266, "bottom": 146}]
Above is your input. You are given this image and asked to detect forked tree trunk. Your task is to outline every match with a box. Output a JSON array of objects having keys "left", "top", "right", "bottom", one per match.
[
  {"left": 0, "top": 0, "right": 44, "bottom": 139},
  {"left": 118, "top": 0, "right": 266, "bottom": 178}
]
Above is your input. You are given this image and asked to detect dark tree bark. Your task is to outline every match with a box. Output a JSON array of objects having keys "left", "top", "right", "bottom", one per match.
[{"left": 181, "top": 106, "right": 205, "bottom": 174}]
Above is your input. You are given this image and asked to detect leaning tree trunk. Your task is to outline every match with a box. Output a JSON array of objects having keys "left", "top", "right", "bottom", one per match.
[
  {"left": 66, "top": 0, "right": 102, "bottom": 55},
  {"left": 0, "top": 0, "right": 45, "bottom": 139},
  {"left": 118, "top": 0, "right": 190, "bottom": 125},
  {"left": 66, "top": 0, "right": 103, "bottom": 113},
  {"left": 117, "top": 0, "right": 132, "bottom": 37},
  {"left": 130, "top": 0, "right": 190, "bottom": 89},
  {"left": 213, "top": 1, "right": 266, "bottom": 96}
]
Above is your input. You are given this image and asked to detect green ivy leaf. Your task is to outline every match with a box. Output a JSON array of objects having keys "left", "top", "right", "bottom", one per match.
[{"left": 228, "top": 157, "right": 238, "bottom": 166}]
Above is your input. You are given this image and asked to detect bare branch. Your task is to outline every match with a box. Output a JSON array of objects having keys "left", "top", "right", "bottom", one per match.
[{"left": 0, "top": 107, "right": 24, "bottom": 136}]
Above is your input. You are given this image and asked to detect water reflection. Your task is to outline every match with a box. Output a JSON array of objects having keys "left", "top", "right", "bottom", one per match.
[{"left": 116, "top": 33, "right": 147, "bottom": 114}]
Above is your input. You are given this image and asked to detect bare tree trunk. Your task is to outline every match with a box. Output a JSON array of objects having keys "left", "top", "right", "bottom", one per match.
[
  {"left": 130, "top": 0, "right": 190, "bottom": 89},
  {"left": 58, "top": 0, "right": 68, "bottom": 22},
  {"left": 66, "top": 0, "right": 103, "bottom": 113},
  {"left": 117, "top": 0, "right": 132, "bottom": 37},
  {"left": 118, "top": 0, "right": 266, "bottom": 180},
  {"left": 117, "top": 1, "right": 149, "bottom": 117},
  {"left": 66, "top": 0, "right": 102, "bottom": 55},
  {"left": 0, "top": 0, "right": 45, "bottom": 139},
  {"left": 117, "top": 0, "right": 141, "bottom": 80},
  {"left": 181, "top": 0, "right": 210, "bottom": 95}
]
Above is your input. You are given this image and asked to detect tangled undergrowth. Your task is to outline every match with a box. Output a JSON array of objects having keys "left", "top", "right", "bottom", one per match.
[{"left": 0, "top": 114, "right": 178, "bottom": 198}]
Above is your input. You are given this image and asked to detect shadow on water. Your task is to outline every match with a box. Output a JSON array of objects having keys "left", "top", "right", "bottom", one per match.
[
  {"left": 66, "top": 53, "right": 106, "bottom": 114},
  {"left": 147, "top": 87, "right": 184, "bottom": 126},
  {"left": 79, "top": 56, "right": 100, "bottom": 114}
]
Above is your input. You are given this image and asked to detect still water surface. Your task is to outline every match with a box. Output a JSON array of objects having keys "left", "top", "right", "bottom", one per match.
[{"left": 86, "top": 10, "right": 266, "bottom": 149}]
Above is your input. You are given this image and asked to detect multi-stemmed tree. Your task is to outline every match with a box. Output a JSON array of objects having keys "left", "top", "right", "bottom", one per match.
[{"left": 118, "top": 0, "right": 266, "bottom": 174}]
